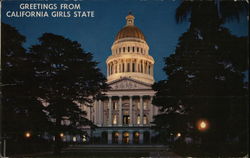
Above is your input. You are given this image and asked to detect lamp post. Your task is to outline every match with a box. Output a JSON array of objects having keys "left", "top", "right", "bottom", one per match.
[{"left": 197, "top": 119, "right": 209, "bottom": 146}]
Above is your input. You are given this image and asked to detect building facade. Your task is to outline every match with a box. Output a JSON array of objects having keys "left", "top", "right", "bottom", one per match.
[{"left": 91, "top": 13, "right": 159, "bottom": 144}]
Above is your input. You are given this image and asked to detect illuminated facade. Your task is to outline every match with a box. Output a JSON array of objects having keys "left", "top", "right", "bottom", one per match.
[
  {"left": 61, "top": 13, "right": 159, "bottom": 144},
  {"left": 91, "top": 13, "right": 159, "bottom": 144}
]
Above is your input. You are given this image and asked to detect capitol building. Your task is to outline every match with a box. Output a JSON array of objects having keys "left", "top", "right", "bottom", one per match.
[
  {"left": 61, "top": 13, "right": 159, "bottom": 144},
  {"left": 89, "top": 13, "right": 159, "bottom": 144}
]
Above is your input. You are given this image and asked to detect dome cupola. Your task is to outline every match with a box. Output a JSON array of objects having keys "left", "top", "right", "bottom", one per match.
[
  {"left": 106, "top": 13, "right": 155, "bottom": 84},
  {"left": 115, "top": 13, "right": 145, "bottom": 41}
]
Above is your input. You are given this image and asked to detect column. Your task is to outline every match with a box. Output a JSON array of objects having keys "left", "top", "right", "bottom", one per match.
[
  {"left": 118, "top": 131, "right": 122, "bottom": 144},
  {"left": 142, "top": 61, "right": 144, "bottom": 74},
  {"left": 130, "top": 60, "right": 132, "bottom": 72},
  {"left": 94, "top": 100, "right": 98, "bottom": 124},
  {"left": 108, "top": 131, "right": 112, "bottom": 144},
  {"left": 129, "top": 96, "right": 133, "bottom": 126},
  {"left": 108, "top": 96, "right": 112, "bottom": 126},
  {"left": 109, "top": 64, "right": 111, "bottom": 75},
  {"left": 151, "top": 64, "right": 154, "bottom": 76},
  {"left": 140, "top": 96, "right": 143, "bottom": 126},
  {"left": 129, "top": 132, "right": 133, "bottom": 144},
  {"left": 139, "top": 131, "right": 144, "bottom": 144},
  {"left": 125, "top": 61, "right": 127, "bottom": 72},
  {"left": 119, "top": 96, "right": 122, "bottom": 126},
  {"left": 150, "top": 96, "right": 153, "bottom": 124},
  {"left": 135, "top": 60, "right": 138, "bottom": 72},
  {"left": 99, "top": 100, "right": 102, "bottom": 126},
  {"left": 118, "top": 63, "right": 121, "bottom": 73},
  {"left": 107, "top": 64, "right": 109, "bottom": 76}
]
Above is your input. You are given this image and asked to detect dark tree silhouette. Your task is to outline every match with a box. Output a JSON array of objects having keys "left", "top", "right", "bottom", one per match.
[
  {"left": 29, "top": 33, "right": 108, "bottom": 154},
  {"left": 1, "top": 23, "right": 50, "bottom": 140},
  {"left": 152, "top": 1, "right": 248, "bottom": 156}
]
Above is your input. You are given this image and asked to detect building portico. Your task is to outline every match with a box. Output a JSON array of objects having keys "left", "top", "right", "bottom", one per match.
[{"left": 91, "top": 13, "right": 159, "bottom": 144}]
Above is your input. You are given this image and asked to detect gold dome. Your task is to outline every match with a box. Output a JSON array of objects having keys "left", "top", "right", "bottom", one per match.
[{"left": 115, "top": 26, "right": 145, "bottom": 41}]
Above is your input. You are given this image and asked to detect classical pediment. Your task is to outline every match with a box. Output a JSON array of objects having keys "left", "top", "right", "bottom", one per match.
[{"left": 108, "top": 77, "right": 152, "bottom": 90}]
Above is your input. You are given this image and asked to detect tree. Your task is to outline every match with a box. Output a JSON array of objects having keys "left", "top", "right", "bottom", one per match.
[
  {"left": 1, "top": 23, "right": 49, "bottom": 140},
  {"left": 152, "top": 1, "right": 248, "bottom": 155},
  {"left": 29, "top": 33, "right": 108, "bottom": 154}
]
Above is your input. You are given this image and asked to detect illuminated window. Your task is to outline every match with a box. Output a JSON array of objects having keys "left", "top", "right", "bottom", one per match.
[
  {"left": 137, "top": 115, "right": 140, "bottom": 124},
  {"left": 73, "top": 136, "right": 77, "bottom": 142},
  {"left": 82, "top": 135, "right": 86, "bottom": 142},
  {"left": 143, "top": 103, "right": 147, "bottom": 110},
  {"left": 143, "top": 115, "right": 148, "bottom": 124},
  {"left": 113, "top": 115, "right": 117, "bottom": 125},
  {"left": 137, "top": 102, "right": 140, "bottom": 110}
]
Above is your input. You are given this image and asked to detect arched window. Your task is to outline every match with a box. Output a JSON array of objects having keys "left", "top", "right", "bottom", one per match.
[
  {"left": 127, "top": 63, "right": 130, "bottom": 72},
  {"left": 123, "top": 47, "right": 125, "bottom": 52},
  {"left": 122, "top": 63, "right": 125, "bottom": 72},
  {"left": 137, "top": 47, "right": 139, "bottom": 52},
  {"left": 115, "top": 65, "right": 117, "bottom": 73},
  {"left": 110, "top": 65, "right": 113, "bottom": 75},
  {"left": 128, "top": 47, "right": 130, "bottom": 52},
  {"left": 143, "top": 115, "right": 148, "bottom": 124},
  {"left": 132, "top": 63, "right": 135, "bottom": 72},
  {"left": 132, "top": 47, "right": 135, "bottom": 52},
  {"left": 141, "top": 62, "right": 143, "bottom": 73}
]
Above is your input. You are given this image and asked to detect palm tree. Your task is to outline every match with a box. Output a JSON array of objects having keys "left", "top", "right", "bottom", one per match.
[{"left": 176, "top": 0, "right": 248, "bottom": 26}]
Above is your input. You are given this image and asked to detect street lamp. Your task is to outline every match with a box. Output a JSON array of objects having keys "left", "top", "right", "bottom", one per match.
[
  {"left": 25, "top": 132, "right": 31, "bottom": 138},
  {"left": 177, "top": 132, "right": 181, "bottom": 137},
  {"left": 197, "top": 119, "right": 209, "bottom": 131},
  {"left": 60, "top": 133, "right": 64, "bottom": 137}
]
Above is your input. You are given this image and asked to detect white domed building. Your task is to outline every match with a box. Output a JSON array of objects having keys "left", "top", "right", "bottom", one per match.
[{"left": 91, "top": 13, "right": 159, "bottom": 144}]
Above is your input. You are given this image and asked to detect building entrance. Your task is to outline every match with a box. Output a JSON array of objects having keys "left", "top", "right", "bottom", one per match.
[
  {"left": 122, "top": 132, "right": 129, "bottom": 144},
  {"left": 123, "top": 115, "right": 130, "bottom": 125}
]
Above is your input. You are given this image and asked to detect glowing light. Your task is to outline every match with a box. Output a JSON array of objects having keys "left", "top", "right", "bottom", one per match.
[
  {"left": 135, "top": 132, "right": 140, "bottom": 137},
  {"left": 115, "top": 132, "right": 119, "bottom": 137},
  {"left": 60, "top": 133, "right": 64, "bottom": 137},
  {"left": 25, "top": 132, "right": 31, "bottom": 138},
  {"left": 82, "top": 135, "right": 86, "bottom": 142},
  {"left": 73, "top": 136, "right": 77, "bottom": 142},
  {"left": 197, "top": 119, "right": 209, "bottom": 131},
  {"left": 200, "top": 121, "right": 206, "bottom": 129},
  {"left": 177, "top": 132, "right": 181, "bottom": 137}
]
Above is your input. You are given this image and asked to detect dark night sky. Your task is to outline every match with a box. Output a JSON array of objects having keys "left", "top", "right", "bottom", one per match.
[{"left": 1, "top": 0, "right": 248, "bottom": 81}]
